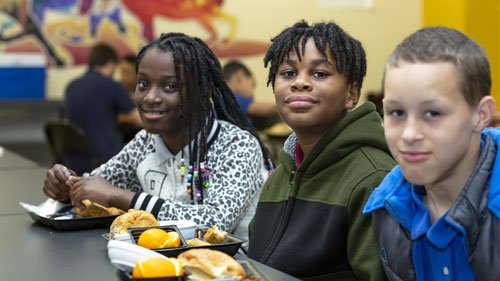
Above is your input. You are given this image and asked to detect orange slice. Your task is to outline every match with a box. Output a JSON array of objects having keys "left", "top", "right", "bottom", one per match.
[
  {"left": 161, "top": 231, "right": 182, "bottom": 248},
  {"left": 137, "top": 228, "right": 169, "bottom": 249},
  {"left": 132, "top": 257, "right": 183, "bottom": 278}
]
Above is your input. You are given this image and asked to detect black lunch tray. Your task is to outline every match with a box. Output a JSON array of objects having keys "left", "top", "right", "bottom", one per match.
[
  {"left": 128, "top": 225, "right": 245, "bottom": 257},
  {"left": 27, "top": 209, "right": 118, "bottom": 231},
  {"left": 116, "top": 260, "right": 265, "bottom": 281},
  {"left": 116, "top": 270, "right": 185, "bottom": 281}
]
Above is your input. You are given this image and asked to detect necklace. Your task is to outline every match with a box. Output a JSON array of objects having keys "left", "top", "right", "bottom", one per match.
[{"left": 179, "top": 158, "right": 210, "bottom": 204}]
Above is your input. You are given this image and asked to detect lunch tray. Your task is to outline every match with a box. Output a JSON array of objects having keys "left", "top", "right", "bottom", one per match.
[
  {"left": 27, "top": 210, "right": 118, "bottom": 231},
  {"left": 128, "top": 225, "right": 189, "bottom": 251},
  {"left": 128, "top": 225, "right": 245, "bottom": 257},
  {"left": 116, "top": 260, "right": 265, "bottom": 281},
  {"left": 116, "top": 270, "right": 185, "bottom": 281}
]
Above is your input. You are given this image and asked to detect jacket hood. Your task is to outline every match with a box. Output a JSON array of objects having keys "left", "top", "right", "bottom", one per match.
[
  {"left": 280, "top": 102, "right": 390, "bottom": 175},
  {"left": 364, "top": 127, "right": 500, "bottom": 223}
]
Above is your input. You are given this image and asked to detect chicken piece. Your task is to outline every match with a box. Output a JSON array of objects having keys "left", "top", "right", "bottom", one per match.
[{"left": 203, "top": 225, "right": 228, "bottom": 244}]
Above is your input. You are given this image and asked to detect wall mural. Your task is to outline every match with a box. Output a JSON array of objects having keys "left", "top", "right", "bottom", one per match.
[{"left": 0, "top": 0, "right": 268, "bottom": 66}]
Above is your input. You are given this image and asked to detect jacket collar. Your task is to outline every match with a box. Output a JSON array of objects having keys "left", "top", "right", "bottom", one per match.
[
  {"left": 279, "top": 102, "right": 388, "bottom": 174},
  {"left": 483, "top": 128, "right": 500, "bottom": 217},
  {"left": 362, "top": 166, "right": 416, "bottom": 230}
]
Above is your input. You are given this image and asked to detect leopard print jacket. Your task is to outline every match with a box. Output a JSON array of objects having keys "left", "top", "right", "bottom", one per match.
[{"left": 91, "top": 120, "right": 268, "bottom": 237}]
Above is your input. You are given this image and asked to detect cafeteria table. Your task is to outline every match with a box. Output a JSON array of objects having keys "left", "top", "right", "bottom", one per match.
[
  {"left": 0, "top": 167, "right": 48, "bottom": 215},
  {"left": 0, "top": 145, "right": 39, "bottom": 170},
  {"left": 0, "top": 149, "right": 301, "bottom": 281},
  {"left": 0, "top": 214, "right": 300, "bottom": 281}
]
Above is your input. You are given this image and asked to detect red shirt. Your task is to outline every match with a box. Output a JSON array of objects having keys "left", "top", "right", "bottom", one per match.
[{"left": 295, "top": 143, "right": 304, "bottom": 166}]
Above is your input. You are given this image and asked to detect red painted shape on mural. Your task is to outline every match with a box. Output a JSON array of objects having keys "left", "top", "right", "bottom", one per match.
[
  {"left": 209, "top": 39, "right": 269, "bottom": 58},
  {"left": 121, "top": 0, "right": 226, "bottom": 40}
]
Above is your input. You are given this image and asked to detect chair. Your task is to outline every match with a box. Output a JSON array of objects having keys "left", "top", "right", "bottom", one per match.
[{"left": 44, "top": 119, "right": 100, "bottom": 174}]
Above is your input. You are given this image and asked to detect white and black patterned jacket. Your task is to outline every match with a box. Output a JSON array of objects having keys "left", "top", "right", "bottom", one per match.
[{"left": 91, "top": 119, "right": 268, "bottom": 239}]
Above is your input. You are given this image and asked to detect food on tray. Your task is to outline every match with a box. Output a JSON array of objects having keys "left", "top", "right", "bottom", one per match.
[
  {"left": 178, "top": 249, "right": 245, "bottom": 281},
  {"left": 132, "top": 257, "right": 183, "bottom": 278},
  {"left": 74, "top": 199, "right": 125, "bottom": 217},
  {"left": 109, "top": 209, "right": 159, "bottom": 239},
  {"left": 203, "top": 225, "right": 228, "bottom": 244},
  {"left": 186, "top": 238, "right": 212, "bottom": 247},
  {"left": 137, "top": 228, "right": 181, "bottom": 249},
  {"left": 186, "top": 225, "right": 228, "bottom": 246}
]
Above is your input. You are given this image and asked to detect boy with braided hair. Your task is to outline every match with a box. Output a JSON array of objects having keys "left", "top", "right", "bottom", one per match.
[{"left": 248, "top": 20, "right": 394, "bottom": 280}]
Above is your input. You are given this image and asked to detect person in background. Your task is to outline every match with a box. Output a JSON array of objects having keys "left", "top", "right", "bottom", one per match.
[
  {"left": 363, "top": 27, "right": 499, "bottom": 281},
  {"left": 223, "top": 60, "right": 278, "bottom": 129},
  {"left": 247, "top": 20, "right": 395, "bottom": 280},
  {"left": 366, "top": 90, "right": 384, "bottom": 118},
  {"left": 117, "top": 54, "right": 142, "bottom": 142},
  {"left": 65, "top": 43, "right": 141, "bottom": 164},
  {"left": 119, "top": 54, "right": 137, "bottom": 96},
  {"left": 43, "top": 33, "right": 273, "bottom": 241}
]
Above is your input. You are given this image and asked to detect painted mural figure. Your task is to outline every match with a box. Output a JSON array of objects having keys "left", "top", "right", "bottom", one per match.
[
  {"left": 0, "top": 0, "right": 263, "bottom": 66},
  {"left": 115, "top": 0, "right": 237, "bottom": 41},
  {"left": 0, "top": 0, "right": 66, "bottom": 65},
  {"left": 88, "top": 0, "right": 126, "bottom": 36}
]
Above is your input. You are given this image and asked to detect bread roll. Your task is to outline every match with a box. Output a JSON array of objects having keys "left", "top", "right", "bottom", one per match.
[
  {"left": 177, "top": 249, "right": 245, "bottom": 281},
  {"left": 75, "top": 199, "right": 125, "bottom": 217},
  {"left": 109, "top": 209, "right": 159, "bottom": 239}
]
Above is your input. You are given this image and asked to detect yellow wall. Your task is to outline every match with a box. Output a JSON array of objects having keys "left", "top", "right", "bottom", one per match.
[
  {"left": 423, "top": 0, "right": 466, "bottom": 30},
  {"left": 47, "top": 0, "right": 422, "bottom": 103},
  {"left": 423, "top": 0, "right": 500, "bottom": 109}
]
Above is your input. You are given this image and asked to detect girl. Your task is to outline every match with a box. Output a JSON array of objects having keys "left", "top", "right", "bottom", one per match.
[{"left": 43, "top": 32, "right": 272, "bottom": 239}]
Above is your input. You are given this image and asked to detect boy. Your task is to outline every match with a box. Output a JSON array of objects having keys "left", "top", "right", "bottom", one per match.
[
  {"left": 222, "top": 60, "right": 278, "bottom": 127},
  {"left": 119, "top": 54, "right": 138, "bottom": 96},
  {"left": 248, "top": 20, "right": 395, "bottom": 280},
  {"left": 363, "top": 27, "right": 498, "bottom": 281},
  {"left": 65, "top": 44, "right": 141, "bottom": 169},
  {"left": 117, "top": 54, "right": 142, "bottom": 142}
]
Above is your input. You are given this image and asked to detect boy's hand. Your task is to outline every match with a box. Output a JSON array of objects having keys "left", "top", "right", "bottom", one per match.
[{"left": 43, "top": 164, "right": 75, "bottom": 202}]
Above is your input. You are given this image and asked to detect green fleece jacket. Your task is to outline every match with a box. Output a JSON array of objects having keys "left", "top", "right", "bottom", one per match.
[{"left": 248, "top": 103, "right": 395, "bottom": 281}]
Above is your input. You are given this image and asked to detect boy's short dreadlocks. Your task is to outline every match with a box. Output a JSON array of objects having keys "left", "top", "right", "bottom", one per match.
[{"left": 264, "top": 20, "right": 367, "bottom": 90}]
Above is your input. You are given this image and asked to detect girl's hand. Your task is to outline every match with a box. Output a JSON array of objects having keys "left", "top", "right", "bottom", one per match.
[
  {"left": 69, "top": 175, "right": 116, "bottom": 210},
  {"left": 43, "top": 164, "right": 75, "bottom": 202}
]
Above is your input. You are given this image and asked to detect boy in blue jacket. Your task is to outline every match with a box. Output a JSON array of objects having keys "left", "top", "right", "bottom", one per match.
[{"left": 363, "top": 27, "right": 500, "bottom": 281}]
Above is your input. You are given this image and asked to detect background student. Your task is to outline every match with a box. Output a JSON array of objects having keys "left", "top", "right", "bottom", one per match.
[
  {"left": 43, "top": 33, "right": 273, "bottom": 240},
  {"left": 247, "top": 20, "right": 395, "bottom": 280},
  {"left": 117, "top": 54, "right": 142, "bottom": 142},
  {"left": 64, "top": 43, "right": 141, "bottom": 165},
  {"left": 363, "top": 27, "right": 499, "bottom": 281},
  {"left": 223, "top": 60, "right": 278, "bottom": 130},
  {"left": 118, "top": 54, "right": 138, "bottom": 97}
]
